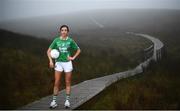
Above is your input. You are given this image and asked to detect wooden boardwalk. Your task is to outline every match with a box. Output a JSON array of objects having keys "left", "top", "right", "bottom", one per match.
[{"left": 19, "top": 33, "right": 164, "bottom": 110}]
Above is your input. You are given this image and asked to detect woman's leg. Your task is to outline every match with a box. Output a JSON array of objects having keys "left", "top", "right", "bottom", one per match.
[
  {"left": 52, "top": 71, "right": 62, "bottom": 101},
  {"left": 65, "top": 71, "right": 72, "bottom": 100},
  {"left": 54, "top": 70, "right": 62, "bottom": 95}
]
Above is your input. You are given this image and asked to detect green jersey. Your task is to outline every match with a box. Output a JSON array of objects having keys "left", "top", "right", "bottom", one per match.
[{"left": 49, "top": 36, "right": 80, "bottom": 62}]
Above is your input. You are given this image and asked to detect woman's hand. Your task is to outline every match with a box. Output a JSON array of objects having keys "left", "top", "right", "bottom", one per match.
[
  {"left": 49, "top": 61, "right": 54, "bottom": 68},
  {"left": 68, "top": 49, "right": 81, "bottom": 61},
  {"left": 68, "top": 56, "right": 75, "bottom": 61},
  {"left": 47, "top": 48, "right": 54, "bottom": 68}
]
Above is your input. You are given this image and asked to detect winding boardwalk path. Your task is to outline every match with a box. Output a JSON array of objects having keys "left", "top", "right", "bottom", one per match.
[
  {"left": 19, "top": 33, "right": 164, "bottom": 110},
  {"left": 134, "top": 33, "right": 164, "bottom": 61}
]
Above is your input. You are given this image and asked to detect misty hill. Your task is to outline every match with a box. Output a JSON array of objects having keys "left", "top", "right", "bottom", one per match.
[
  {"left": 77, "top": 21, "right": 180, "bottom": 110},
  {"left": 0, "top": 29, "right": 50, "bottom": 56}
]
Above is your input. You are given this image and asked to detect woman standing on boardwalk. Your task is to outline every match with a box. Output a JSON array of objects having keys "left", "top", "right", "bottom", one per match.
[{"left": 47, "top": 25, "right": 81, "bottom": 108}]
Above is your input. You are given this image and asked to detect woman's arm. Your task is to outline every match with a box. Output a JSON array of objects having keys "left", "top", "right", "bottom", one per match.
[
  {"left": 47, "top": 48, "right": 54, "bottom": 68},
  {"left": 68, "top": 49, "right": 81, "bottom": 61}
]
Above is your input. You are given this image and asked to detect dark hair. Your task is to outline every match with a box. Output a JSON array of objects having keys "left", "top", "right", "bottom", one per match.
[{"left": 60, "top": 25, "right": 69, "bottom": 32}]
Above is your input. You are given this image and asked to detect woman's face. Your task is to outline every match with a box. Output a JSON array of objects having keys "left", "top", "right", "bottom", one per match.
[{"left": 60, "top": 27, "right": 68, "bottom": 37}]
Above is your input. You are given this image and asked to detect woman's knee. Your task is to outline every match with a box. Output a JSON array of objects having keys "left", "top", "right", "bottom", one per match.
[{"left": 54, "top": 71, "right": 61, "bottom": 87}]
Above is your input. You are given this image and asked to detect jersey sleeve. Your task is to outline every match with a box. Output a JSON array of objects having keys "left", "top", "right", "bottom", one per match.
[
  {"left": 49, "top": 38, "right": 57, "bottom": 49},
  {"left": 70, "top": 39, "right": 80, "bottom": 51}
]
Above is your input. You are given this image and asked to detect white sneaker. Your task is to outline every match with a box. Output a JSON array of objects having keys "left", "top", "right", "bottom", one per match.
[
  {"left": 64, "top": 100, "right": 70, "bottom": 108},
  {"left": 50, "top": 100, "right": 57, "bottom": 109}
]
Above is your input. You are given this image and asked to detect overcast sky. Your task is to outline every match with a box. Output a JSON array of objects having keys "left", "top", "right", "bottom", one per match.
[{"left": 0, "top": 0, "right": 180, "bottom": 21}]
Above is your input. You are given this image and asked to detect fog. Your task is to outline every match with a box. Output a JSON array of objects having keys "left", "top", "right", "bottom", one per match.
[
  {"left": 0, "top": 9, "right": 179, "bottom": 39},
  {"left": 0, "top": 0, "right": 180, "bottom": 21},
  {"left": 0, "top": 0, "right": 180, "bottom": 38}
]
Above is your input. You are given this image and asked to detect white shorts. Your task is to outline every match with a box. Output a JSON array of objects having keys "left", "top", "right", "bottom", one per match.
[{"left": 54, "top": 61, "right": 73, "bottom": 73}]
